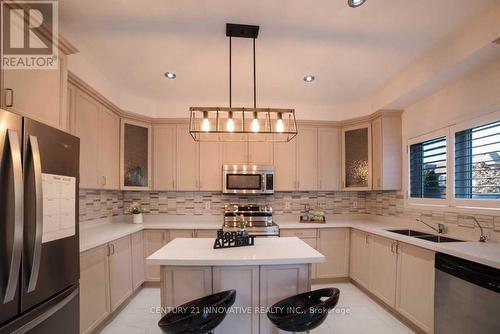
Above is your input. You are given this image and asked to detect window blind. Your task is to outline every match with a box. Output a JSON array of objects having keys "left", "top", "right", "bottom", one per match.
[
  {"left": 455, "top": 121, "right": 500, "bottom": 199},
  {"left": 410, "top": 136, "right": 447, "bottom": 199}
]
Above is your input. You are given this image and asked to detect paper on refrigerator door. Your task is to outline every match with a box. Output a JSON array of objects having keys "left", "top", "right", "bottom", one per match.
[{"left": 42, "top": 173, "right": 76, "bottom": 243}]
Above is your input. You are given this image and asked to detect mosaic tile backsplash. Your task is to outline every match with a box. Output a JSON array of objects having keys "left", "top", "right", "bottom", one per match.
[{"left": 80, "top": 189, "right": 500, "bottom": 241}]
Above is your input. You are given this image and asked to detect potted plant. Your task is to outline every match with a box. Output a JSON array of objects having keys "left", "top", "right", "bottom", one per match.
[{"left": 129, "top": 202, "right": 143, "bottom": 224}]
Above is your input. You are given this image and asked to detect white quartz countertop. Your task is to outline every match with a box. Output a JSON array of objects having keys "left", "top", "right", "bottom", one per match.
[
  {"left": 79, "top": 215, "right": 500, "bottom": 269},
  {"left": 146, "top": 237, "right": 325, "bottom": 266}
]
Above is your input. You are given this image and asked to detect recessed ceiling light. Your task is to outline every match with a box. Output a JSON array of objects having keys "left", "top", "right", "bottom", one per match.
[
  {"left": 348, "top": 0, "right": 366, "bottom": 8},
  {"left": 164, "top": 71, "right": 176, "bottom": 79},
  {"left": 303, "top": 75, "right": 315, "bottom": 82}
]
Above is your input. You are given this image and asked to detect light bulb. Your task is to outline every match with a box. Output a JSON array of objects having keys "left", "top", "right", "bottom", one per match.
[
  {"left": 251, "top": 118, "right": 260, "bottom": 132},
  {"left": 226, "top": 118, "right": 234, "bottom": 132},
  {"left": 276, "top": 119, "right": 284, "bottom": 133},
  {"left": 201, "top": 111, "right": 210, "bottom": 132}
]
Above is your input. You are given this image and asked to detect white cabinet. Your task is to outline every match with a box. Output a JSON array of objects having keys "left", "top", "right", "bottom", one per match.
[
  {"left": 108, "top": 236, "right": 133, "bottom": 311},
  {"left": 248, "top": 142, "right": 273, "bottom": 165},
  {"left": 273, "top": 140, "right": 297, "bottom": 191},
  {"left": 372, "top": 115, "right": 402, "bottom": 190},
  {"left": 121, "top": 119, "right": 152, "bottom": 190},
  {"left": 153, "top": 125, "right": 176, "bottom": 190},
  {"left": 222, "top": 141, "right": 248, "bottom": 164},
  {"left": 317, "top": 228, "right": 350, "bottom": 279},
  {"left": 199, "top": 142, "right": 222, "bottom": 191},
  {"left": 349, "top": 229, "right": 372, "bottom": 288},
  {"left": 396, "top": 242, "right": 435, "bottom": 333},
  {"left": 69, "top": 84, "right": 121, "bottom": 190},
  {"left": 131, "top": 231, "right": 145, "bottom": 290},
  {"left": 99, "top": 107, "right": 120, "bottom": 189},
  {"left": 370, "top": 234, "right": 398, "bottom": 307},
  {"left": 72, "top": 88, "right": 101, "bottom": 189},
  {"left": 176, "top": 124, "right": 199, "bottom": 191},
  {"left": 318, "top": 127, "right": 340, "bottom": 190},
  {"left": 143, "top": 230, "right": 169, "bottom": 282},
  {"left": 342, "top": 123, "right": 372, "bottom": 190},
  {"left": 297, "top": 126, "right": 318, "bottom": 190},
  {"left": 80, "top": 245, "right": 110, "bottom": 334}
]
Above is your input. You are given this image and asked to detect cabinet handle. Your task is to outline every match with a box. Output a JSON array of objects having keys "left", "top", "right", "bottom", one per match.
[
  {"left": 377, "top": 178, "right": 381, "bottom": 188},
  {"left": 319, "top": 180, "right": 322, "bottom": 189},
  {"left": 395, "top": 242, "right": 400, "bottom": 254},
  {"left": 102, "top": 176, "right": 107, "bottom": 186},
  {"left": 390, "top": 241, "right": 396, "bottom": 253},
  {"left": 5, "top": 88, "right": 14, "bottom": 107},
  {"left": 107, "top": 244, "right": 111, "bottom": 256},
  {"left": 172, "top": 180, "right": 175, "bottom": 189},
  {"left": 110, "top": 244, "right": 115, "bottom": 255},
  {"left": 365, "top": 235, "right": 369, "bottom": 244}
]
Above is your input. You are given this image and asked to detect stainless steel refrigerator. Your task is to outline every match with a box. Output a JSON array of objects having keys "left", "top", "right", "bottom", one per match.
[{"left": 0, "top": 109, "right": 80, "bottom": 334}]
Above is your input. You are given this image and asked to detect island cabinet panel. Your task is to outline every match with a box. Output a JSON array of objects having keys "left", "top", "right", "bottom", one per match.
[
  {"left": 153, "top": 125, "right": 176, "bottom": 190},
  {"left": 396, "top": 243, "right": 435, "bottom": 334},
  {"left": 349, "top": 229, "right": 372, "bottom": 289},
  {"left": 108, "top": 236, "right": 133, "bottom": 311},
  {"left": 213, "top": 266, "right": 260, "bottom": 334},
  {"left": 369, "top": 235, "right": 398, "bottom": 307},
  {"left": 144, "top": 230, "right": 169, "bottom": 282},
  {"left": 259, "top": 264, "right": 309, "bottom": 334},
  {"left": 317, "top": 228, "right": 350, "bottom": 279},
  {"left": 161, "top": 267, "right": 213, "bottom": 308},
  {"left": 80, "top": 245, "right": 110, "bottom": 334},
  {"left": 131, "top": 231, "right": 145, "bottom": 290}
]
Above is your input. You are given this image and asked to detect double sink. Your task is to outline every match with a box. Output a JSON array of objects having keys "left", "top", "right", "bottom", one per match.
[{"left": 387, "top": 229, "right": 465, "bottom": 243}]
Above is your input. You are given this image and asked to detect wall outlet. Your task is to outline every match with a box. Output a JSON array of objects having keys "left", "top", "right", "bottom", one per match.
[
  {"left": 205, "top": 201, "right": 211, "bottom": 210},
  {"left": 351, "top": 201, "right": 358, "bottom": 209},
  {"left": 285, "top": 201, "right": 291, "bottom": 210}
]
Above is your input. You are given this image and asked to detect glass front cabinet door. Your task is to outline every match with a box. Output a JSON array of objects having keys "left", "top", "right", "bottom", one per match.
[
  {"left": 342, "top": 123, "right": 372, "bottom": 190},
  {"left": 121, "top": 119, "right": 152, "bottom": 190}
]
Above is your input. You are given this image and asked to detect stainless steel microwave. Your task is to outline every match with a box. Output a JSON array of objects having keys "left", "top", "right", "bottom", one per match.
[{"left": 222, "top": 165, "right": 274, "bottom": 194}]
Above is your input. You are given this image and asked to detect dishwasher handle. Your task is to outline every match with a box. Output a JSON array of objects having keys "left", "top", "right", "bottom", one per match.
[{"left": 435, "top": 253, "right": 500, "bottom": 294}]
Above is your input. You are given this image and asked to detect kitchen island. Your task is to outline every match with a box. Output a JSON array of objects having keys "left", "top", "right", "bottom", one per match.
[{"left": 147, "top": 237, "right": 325, "bottom": 334}]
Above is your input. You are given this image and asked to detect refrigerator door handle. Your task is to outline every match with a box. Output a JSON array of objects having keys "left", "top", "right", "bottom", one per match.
[
  {"left": 25, "top": 135, "right": 44, "bottom": 293},
  {"left": 2, "top": 129, "right": 24, "bottom": 304}
]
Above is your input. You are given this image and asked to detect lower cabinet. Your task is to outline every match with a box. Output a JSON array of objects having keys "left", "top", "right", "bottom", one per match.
[
  {"left": 169, "top": 229, "right": 195, "bottom": 239},
  {"left": 80, "top": 234, "right": 143, "bottom": 334},
  {"left": 195, "top": 229, "right": 218, "bottom": 238},
  {"left": 80, "top": 245, "right": 110, "bottom": 334},
  {"left": 349, "top": 229, "right": 372, "bottom": 288},
  {"left": 349, "top": 229, "right": 435, "bottom": 334},
  {"left": 108, "top": 236, "right": 133, "bottom": 311},
  {"left": 396, "top": 242, "right": 435, "bottom": 333},
  {"left": 317, "top": 228, "right": 350, "bottom": 279},
  {"left": 144, "top": 230, "right": 169, "bottom": 282},
  {"left": 370, "top": 234, "right": 398, "bottom": 307},
  {"left": 131, "top": 231, "right": 145, "bottom": 290}
]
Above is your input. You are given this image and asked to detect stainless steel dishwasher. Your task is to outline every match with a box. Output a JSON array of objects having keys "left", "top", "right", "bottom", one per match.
[{"left": 435, "top": 253, "right": 500, "bottom": 334}]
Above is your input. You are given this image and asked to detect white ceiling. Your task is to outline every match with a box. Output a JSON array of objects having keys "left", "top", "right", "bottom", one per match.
[{"left": 59, "top": 0, "right": 498, "bottom": 120}]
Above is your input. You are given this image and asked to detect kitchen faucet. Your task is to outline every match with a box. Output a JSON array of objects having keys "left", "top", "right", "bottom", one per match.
[
  {"left": 469, "top": 216, "right": 488, "bottom": 242},
  {"left": 416, "top": 219, "right": 445, "bottom": 234}
]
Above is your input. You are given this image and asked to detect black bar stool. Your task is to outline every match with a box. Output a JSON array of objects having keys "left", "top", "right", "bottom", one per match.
[
  {"left": 158, "top": 290, "right": 236, "bottom": 334},
  {"left": 267, "top": 288, "right": 340, "bottom": 333}
]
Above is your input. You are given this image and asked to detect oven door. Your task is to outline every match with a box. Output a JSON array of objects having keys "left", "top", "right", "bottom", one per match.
[{"left": 223, "top": 172, "right": 264, "bottom": 194}]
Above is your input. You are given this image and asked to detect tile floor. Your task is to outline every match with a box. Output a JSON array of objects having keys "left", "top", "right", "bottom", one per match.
[{"left": 100, "top": 283, "right": 414, "bottom": 334}]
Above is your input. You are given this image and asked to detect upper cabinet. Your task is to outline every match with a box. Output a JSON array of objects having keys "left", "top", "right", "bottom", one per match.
[
  {"left": 121, "top": 119, "right": 152, "bottom": 190},
  {"left": 199, "top": 141, "right": 222, "bottom": 191},
  {"left": 153, "top": 125, "right": 176, "bottom": 191},
  {"left": 248, "top": 141, "right": 273, "bottom": 165},
  {"left": 1, "top": 39, "right": 77, "bottom": 131},
  {"left": 176, "top": 124, "right": 199, "bottom": 191},
  {"left": 372, "top": 115, "right": 402, "bottom": 190},
  {"left": 342, "top": 123, "right": 372, "bottom": 191},
  {"left": 274, "top": 140, "right": 297, "bottom": 191},
  {"left": 318, "top": 127, "right": 340, "bottom": 191},
  {"left": 297, "top": 126, "right": 318, "bottom": 191},
  {"left": 69, "top": 83, "right": 120, "bottom": 190}
]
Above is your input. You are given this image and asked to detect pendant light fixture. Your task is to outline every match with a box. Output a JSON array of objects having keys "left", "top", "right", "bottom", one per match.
[{"left": 189, "top": 23, "right": 297, "bottom": 142}]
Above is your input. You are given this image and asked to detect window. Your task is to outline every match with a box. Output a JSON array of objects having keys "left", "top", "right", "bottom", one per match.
[
  {"left": 455, "top": 121, "right": 500, "bottom": 199},
  {"left": 409, "top": 136, "right": 447, "bottom": 199}
]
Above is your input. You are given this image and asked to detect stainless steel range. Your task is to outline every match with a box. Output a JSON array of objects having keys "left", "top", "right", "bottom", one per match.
[{"left": 223, "top": 204, "right": 279, "bottom": 237}]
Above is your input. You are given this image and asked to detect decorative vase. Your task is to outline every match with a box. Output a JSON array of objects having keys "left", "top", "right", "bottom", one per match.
[{"left": 133, "top": 213, "right": 143, "bottom": 224}]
